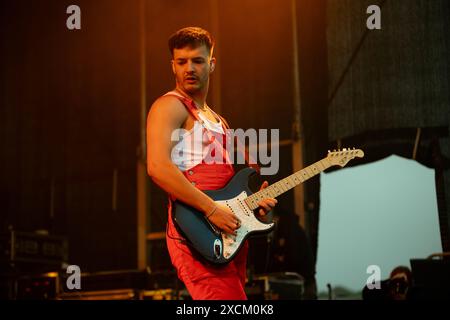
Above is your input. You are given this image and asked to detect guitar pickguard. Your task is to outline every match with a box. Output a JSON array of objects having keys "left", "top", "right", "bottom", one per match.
[{"left": 216, "top": 191, "right": 274, "bottom": 261}]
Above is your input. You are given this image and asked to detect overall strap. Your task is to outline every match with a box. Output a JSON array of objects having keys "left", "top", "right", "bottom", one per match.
[
  {"left": 216, "top": 113, "right": 261, "bottom": 174},
  {"left": 164, "top": 91, "right": 225, "bottom": 134},
  {"left": 163, "top": 91, "right": 200, "bottom": 122},
  {"left": 165, "top": 92, "right": 229, "bottom": 150}
]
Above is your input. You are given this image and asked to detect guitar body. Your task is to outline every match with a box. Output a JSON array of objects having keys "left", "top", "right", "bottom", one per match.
[{"left": 173, "top": 167, "right": 275, "bottom": 265}]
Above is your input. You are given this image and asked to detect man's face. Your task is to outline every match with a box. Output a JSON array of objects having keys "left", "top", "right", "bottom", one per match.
[{"left": 172, "top": 44, "right": 215, "bottom": 95}]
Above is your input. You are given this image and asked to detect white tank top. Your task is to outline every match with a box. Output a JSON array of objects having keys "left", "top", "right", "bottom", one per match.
[{"left": 171, "top": 110, "right": 225, "bottom": 171}]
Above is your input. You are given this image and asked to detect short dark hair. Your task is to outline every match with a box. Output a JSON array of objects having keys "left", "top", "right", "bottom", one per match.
[
  {"left": 390, "top": 266, "right": 412, "bottom": 283},
  {"left": 168, "top": 27, "right": 215, "bottom": 57}
]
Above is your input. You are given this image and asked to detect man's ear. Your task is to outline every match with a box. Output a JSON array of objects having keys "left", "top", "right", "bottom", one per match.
[
  {"left": 171, "top": 60, "right": 176, "bottom": 74},
  {"left": 209, "top": 57, "right": 216, "bottom": 73}
]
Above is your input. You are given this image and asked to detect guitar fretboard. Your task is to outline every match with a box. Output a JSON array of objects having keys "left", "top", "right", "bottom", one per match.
[{"left": 244, "top": 158, "right": 332, "bottom": 210}]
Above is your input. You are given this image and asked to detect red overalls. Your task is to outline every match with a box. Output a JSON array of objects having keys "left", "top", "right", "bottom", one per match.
[{"left": 164, "top": 92, "right": 248, "bottom": 300}]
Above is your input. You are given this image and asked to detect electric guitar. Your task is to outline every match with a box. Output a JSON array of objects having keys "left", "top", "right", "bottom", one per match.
[{"left": 173, "top": 148, "right": 364, "bottom": 264}]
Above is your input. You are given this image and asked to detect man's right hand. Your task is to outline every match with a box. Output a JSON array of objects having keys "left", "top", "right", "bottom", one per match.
[{"left": 207, "top": 203, "right": 241, "bottom": 236}]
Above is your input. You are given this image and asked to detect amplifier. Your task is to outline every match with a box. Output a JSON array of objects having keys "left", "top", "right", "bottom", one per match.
[
  {"left": 58, "top": 269, "right": 181, "bottom": 300},
  {"left": 58, "top": 288, "right": 179, "bottom": 300},
  {"left": 15, "top": 272, "right": 60, "bottom": 300},
  {"left": 59, "top": 269, "right": 179, "bottom": 293},
  {"left": 253, "top": 272, "right": 304, "bottom": 300},
  {"left": 3, "top": 269, "right": 180, "bottom": 300},
  {"left": 0, "top": 230, "right": 68, "bottom": 271}
]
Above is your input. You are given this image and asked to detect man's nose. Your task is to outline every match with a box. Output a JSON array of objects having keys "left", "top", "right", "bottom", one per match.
[{"left": 186, "top": 60, "right": 195, "bottom": 72}]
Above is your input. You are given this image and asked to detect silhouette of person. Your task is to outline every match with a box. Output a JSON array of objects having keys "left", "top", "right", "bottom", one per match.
[{"left": 362, "top": 265, "right": 412, "bottom": 300}]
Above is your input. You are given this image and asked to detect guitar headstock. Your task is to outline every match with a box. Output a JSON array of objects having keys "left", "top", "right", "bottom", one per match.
[{"left": 327, "top": 148, "right": 364, "bottom": 167}]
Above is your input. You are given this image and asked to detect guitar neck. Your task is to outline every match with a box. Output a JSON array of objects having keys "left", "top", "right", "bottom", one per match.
[{"left": 244, "top": 157, "right": 333, "bottom": 210}]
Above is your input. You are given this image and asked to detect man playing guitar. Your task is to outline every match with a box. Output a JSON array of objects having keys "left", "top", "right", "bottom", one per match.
[{"left": 146, "top": 27, "right": 277, "bottom": 300}]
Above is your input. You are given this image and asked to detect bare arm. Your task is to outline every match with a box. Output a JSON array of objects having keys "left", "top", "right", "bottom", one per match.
[{"left": 146, "top": 96, "right": 216, "bottom": 213}]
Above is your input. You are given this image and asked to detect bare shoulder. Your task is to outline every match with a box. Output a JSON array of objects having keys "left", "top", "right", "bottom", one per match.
[
  {"left": 150, "top": 95, "right": 187, "bottom": 115},
  {"left": 147, "top": 95, "right": 188, "bottom": 127}
]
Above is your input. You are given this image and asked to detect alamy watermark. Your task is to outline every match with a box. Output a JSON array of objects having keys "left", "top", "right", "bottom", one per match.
[
  {"left": 366, "top": 264, "right": 381, "bottom": 289},
  {"left": 66, "top": 4, "right": 380, "bottom": 31},
  {"left": 366, "top": 5, "right": 381, "bottom": 30},
  {"left": 66, "top": 5, "right": 81, "bottom": 30},
  {"left": 66, "top": 265, "right": 81, "bottom": 290},
  {"left": 171, "top": 128, "right": 279, "bottom": 175}
]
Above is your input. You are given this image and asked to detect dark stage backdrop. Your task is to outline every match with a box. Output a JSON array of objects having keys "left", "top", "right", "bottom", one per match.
[{"left": 1, "top": 0, "right": 141, "bottom": 271}]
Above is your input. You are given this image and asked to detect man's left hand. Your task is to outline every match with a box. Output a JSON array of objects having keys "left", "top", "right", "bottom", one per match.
[{"left": 257, "top": 181, "right": 277, "bottom": 216}]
